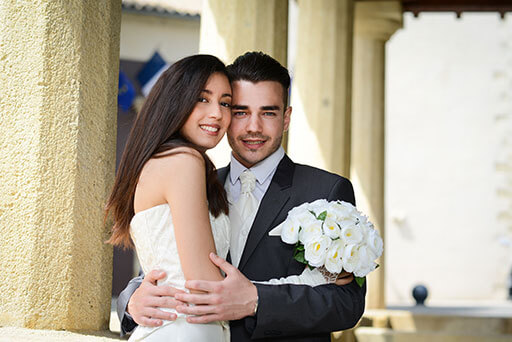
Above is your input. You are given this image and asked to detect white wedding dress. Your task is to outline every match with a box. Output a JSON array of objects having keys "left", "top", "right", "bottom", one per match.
[{"left": 128, "top": 204, "right": 328, "bottom": 342}]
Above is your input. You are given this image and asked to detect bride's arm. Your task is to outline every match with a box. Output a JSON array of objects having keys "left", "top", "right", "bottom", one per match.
[{"left": 161, "top": 150, "right": 223, "bottom": 284}]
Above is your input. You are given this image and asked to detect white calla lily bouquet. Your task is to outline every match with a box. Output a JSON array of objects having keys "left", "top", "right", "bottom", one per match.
[{"left": 269, "top": 199, "right": 383, "bottom": 287}]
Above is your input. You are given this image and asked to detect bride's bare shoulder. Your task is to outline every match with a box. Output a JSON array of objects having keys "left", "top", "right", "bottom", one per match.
[
  {"left": 154, "top": 146, "right": 203, "bottom": 161},
  {"left": 141, "top": 147, "right": 204, "bottom": 182},
  {"left": 135, "top": 147, "right": 206, "bottom": 210},
  {"left": 154, "top": 147, "right": 203, "bottom": 169}
]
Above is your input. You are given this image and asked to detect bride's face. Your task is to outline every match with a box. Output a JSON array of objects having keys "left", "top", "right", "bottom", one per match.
[{"left": 180, "top": 72, "right": 232, "bottom": 150}]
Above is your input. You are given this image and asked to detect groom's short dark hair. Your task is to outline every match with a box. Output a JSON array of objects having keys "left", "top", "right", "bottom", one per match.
[{"left": 227, "top": 51, "right": 291, "bottom": 106}]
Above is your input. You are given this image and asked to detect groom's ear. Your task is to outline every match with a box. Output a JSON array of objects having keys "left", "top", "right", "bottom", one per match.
[{"left": 283, "top": 106, "right": 292, "bottom": 132}]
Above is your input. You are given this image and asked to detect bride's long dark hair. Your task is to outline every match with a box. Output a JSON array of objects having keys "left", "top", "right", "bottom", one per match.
[{"left": 106, "top": 55, "right": 230, "bottom": 249}]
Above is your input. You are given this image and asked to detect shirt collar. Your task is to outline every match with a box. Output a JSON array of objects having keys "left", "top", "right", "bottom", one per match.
[{"left": 229, "top": 146, "right": 285, "bottom": 185}]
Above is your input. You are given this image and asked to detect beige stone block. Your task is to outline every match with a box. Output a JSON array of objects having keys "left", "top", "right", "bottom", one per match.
[
  {"left": 362, "top": 310, "right": 392, "bottom": 328},
  {"left": 389, "top": 313, "right": 512, "bottom": 335},
  {"left": 0, "top": 326, "right": 121, "bottom": 342},
  {"left": 362, "top": 309, "right": 512, "bottom": 335},
  {"left": 355, "top": 327, "right": 512, "bottom": 342},
  {"left": 331, "top": 327, "right": 358, "bottom": 342},
  {"left": 0, "top": 0, "right": 120, "bottom": 330}
]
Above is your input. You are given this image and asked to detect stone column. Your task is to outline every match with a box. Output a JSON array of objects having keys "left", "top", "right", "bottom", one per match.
[
  {"left": 200, "top": 0, "right": 288, "bottom": 65},
  {"left": 351, "top": 1, "right": 402, "bottom": 309},
  {"left": 287, "top": 0, "right": 354, "bottom": 177},
  {"left": 0, "top": 0, "right": 121, "bottom": 330},
  {"left": 200, "top": 0, "right": 289, "bottom": 166}
]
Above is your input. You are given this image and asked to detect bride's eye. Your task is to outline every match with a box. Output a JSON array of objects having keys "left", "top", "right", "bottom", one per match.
[{"left": 198, "top": 97, "right": 208, "bottom": 103}]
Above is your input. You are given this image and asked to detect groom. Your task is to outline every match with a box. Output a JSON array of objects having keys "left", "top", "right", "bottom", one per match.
[{"left": 118, "top": 52, "right": 366, "bottom": 341}]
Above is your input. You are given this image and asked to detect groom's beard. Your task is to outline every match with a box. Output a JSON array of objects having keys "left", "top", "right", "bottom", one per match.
[
  {"left": 239, "top": 133, "right": 270, "bottom": 151},
  {"left": 229, "top": 132, "right": 283, "bottom": 167}
]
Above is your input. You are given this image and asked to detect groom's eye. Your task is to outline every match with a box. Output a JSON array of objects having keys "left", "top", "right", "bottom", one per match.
[
  {"left": 233, "top": 111, "right": 246, "bottom": 117},
  {"left": 263, "top": 112, "right": 277, "bottom": 117}
]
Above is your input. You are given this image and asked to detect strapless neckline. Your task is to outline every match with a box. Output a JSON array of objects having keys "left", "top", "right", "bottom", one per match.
[
  {"left": 132, "top": 203, "right": 169, "bottom": 218},
  {"left": 129, "top": 202, "right": 231, "bottom": 281}
]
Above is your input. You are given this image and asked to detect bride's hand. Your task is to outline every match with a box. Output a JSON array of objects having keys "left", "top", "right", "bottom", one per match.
[{"left": 127, "top": 270, "right": 186, "bottom": 327}]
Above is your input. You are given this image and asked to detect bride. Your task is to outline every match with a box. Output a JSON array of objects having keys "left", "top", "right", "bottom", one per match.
[{"left": 106, "top": 55, "right": 336, "bottom": 342}]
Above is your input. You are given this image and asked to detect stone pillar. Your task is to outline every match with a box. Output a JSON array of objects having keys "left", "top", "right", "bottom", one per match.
[
  {"left": 200, "top": 0, "right": 288, "bottom": 65},
  {"left": 200, "top": 0, "right": 289, "bottom": 166},
  {"left": 287, "top": 0, "right": 354, "bottom": 177},
  {"left": 351, "top": 1, "right": 402, "bottom": 309},
  {"left": 0, "top": 0, "right": 121, "bottom": 330}
]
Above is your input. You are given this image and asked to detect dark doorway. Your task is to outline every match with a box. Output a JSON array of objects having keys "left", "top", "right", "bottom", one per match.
[{"left": 112, "top": 59, "right": 143, "bottom": 297}]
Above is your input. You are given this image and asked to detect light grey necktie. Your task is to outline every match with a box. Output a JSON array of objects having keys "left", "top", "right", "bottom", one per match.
[{"left": 230, "top": 169, "right": 259, "bottom": 268}]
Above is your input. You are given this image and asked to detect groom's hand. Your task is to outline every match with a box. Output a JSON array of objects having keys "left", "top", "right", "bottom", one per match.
[
  {"left": 127, "top": 270, "right": 185, "bottom": 327},
  {"left": 175, "top": 253, "right": 258, "bottom": 324},
  {"left": 335, "top": 271, "right": 354, "bottom": 285}
]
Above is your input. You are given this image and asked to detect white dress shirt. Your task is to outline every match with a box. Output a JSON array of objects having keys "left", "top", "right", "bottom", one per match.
[{"left": 225, "top": 146, "right": 285, "bottom": 266}]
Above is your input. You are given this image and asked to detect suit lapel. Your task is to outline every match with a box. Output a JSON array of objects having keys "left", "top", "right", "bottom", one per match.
[
  {"left": 237, "top": 155, "right": 295, "bottom": 271},
  {"left": 217, "top": 166, "right": 229, "bottom": 186}
]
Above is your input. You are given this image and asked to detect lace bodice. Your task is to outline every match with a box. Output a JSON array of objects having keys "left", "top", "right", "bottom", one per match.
[{"left": 130, "top": 204, "right": 230, "bottom": 291}]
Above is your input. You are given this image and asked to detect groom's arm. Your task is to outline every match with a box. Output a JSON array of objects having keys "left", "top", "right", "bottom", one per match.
[
  {"left": 249, "top": 279, "right": 365, "bottom": 338},
  {"left": 117, "top": 270, "right": 183, "bottom": 336},
  {"left": 178, "top": 258, "right": 365, "bottom": 338},
  {"left": 117, "top": 275, "right": 142, "bottom": 336}
]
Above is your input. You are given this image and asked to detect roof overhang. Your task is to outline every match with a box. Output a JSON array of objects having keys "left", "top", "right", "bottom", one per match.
[{"left": 400, "top": 0, "right": 512, "bottom": 18}]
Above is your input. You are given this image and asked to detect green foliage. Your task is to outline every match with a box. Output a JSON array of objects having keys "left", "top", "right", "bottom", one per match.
[
  {"left": 317, "top": 210, "right": 327, "bottom": 221},
  {"left": 293, "top": 242, "right": 307, "bottom": 265},
  {"left": 355, "top": 276, "right": 366, "bottom": 287}
]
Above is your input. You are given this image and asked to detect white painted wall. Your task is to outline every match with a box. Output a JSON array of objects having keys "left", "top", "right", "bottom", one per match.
[
  {"left": 386, "top": 13, "right": 512, "bottom": 305},
  {"left": 120, "top": 12, "right": 200, "bottom": 62}
]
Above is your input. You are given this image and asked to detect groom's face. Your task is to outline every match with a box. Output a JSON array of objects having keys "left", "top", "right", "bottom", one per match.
[{"left": 227, "top": 80, "right": 291, "bottom": 168}]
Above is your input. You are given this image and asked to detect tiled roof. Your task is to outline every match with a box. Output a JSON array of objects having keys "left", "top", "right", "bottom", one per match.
[{"left": 122, "top": 0, "right": 202, "bottom": 17}]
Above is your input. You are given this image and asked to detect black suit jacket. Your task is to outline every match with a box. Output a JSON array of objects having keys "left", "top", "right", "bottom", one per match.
[{"left": 118, "top": 154, "right": 366, "bottom": 341}]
